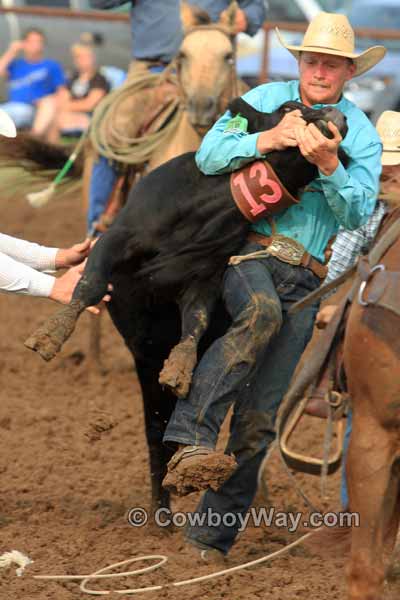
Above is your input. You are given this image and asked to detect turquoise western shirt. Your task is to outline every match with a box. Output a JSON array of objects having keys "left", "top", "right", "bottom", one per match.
[{"left": 195, "top": 80, "right": 382, "bottom": 263}]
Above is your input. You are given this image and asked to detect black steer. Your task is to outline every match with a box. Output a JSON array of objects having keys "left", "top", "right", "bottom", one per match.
[{"left": 26, "top": 98, "right": 348, "bottom": 510}]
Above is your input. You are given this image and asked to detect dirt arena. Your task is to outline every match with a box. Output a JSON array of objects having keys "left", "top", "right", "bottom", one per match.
[{"left": 1, "top": 188, "right": 399, "bottom": 599}]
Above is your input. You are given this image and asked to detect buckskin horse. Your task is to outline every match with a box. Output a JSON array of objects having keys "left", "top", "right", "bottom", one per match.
[
  {"left": 22, "top": 98, "right": 348, "bottom": 512},
  {"left": 277, "top": 183, "right": 400, "bottom": 600}
]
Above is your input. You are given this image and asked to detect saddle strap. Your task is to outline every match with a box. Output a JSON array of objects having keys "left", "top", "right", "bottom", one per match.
[{"left": 355, "top": 258, "right": 400, "bottom": 318}]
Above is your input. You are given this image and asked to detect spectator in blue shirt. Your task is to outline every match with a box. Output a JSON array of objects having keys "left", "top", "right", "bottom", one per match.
[{"left": 0, "top": 28, "right": 66, "bottom": 139}]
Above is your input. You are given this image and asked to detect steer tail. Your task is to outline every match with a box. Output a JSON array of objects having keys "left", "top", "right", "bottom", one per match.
[{"left": 0, "top": 133, "right": 83, "bottom": 178}]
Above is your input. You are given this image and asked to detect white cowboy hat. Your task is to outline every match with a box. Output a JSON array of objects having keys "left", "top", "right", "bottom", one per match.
[
  {"left": 275, "top": 12, "right": 386, "bottom": 78},
  {"left": 376, "top": 111, "right": 400, "bottom": 166},
  {"left": 0, "top": 108, "right": 16, "bottom": 138}
]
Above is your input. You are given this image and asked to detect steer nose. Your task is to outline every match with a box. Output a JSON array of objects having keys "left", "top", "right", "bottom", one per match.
[{"left": 187, "top": 95, "right": 218, "bottom": 127}]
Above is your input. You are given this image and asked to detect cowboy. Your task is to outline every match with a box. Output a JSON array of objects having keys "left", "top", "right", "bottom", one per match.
[
  {"left": 86, "top": 0, "right": 266, "bottom": 235},
  {"left": 308, "top": 109, "right": 400, "bottom": 509},
  {"left": 161, "top": 12, "right": 386, "bottom": 559},
  {"left": 0, "top": 109, "right": 110, "bottom": 311}
]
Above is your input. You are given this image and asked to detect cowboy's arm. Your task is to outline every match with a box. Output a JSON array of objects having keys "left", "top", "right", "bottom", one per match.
[
  {"left": 196, "top": 85, "right": 280, "bottom": 174},
  {"left": 319, "top": 137, "right": 382, "bottom": 230}
]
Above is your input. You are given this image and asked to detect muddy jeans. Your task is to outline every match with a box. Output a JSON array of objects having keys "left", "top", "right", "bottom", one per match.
[
  {"left": 163, "top": 241, "right": 320, "bottom": 554},
  {"left": 164, "top": 241, "right": 320, "bottom": 449}
]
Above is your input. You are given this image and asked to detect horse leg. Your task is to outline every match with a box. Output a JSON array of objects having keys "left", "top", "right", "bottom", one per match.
[
  {"left": 346, "top": 414, "right": 397, "bottom": 600},
  {"left": 159, "top": 280, "right": 219, "bottom": 398}
]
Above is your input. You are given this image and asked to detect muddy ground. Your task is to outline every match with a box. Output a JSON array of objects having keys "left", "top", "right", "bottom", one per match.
[{"left": 1, "top": 189, "right": 399, "bottom": 600}]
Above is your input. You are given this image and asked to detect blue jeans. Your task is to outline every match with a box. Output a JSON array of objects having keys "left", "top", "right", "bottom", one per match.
[
  {"left": 164, "top": 242, "right": 320, "bottom": 554},
  {"left": 341, "top": 410, "right": 352, "bottom": 508},
  {"left": 87, "top": 62, "right": 167, "bottom": 235},
  {"left": 164, "top": 241, "right": 320, "bottom": 449},
  {"left": 87, "top": 155, "right": 118, "bottom": 235}
]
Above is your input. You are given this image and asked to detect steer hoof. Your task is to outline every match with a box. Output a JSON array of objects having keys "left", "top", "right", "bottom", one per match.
[
  {"left": 25, "top": 330, "right": 63, "bottom": 361},
  {"left": 159, "top": 337, "right": 198, "bottom": 398}
]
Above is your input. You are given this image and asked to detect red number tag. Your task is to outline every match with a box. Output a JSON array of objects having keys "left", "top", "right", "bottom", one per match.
[{"left": 232, "top": 161, "right": 283, "bottom": 217}]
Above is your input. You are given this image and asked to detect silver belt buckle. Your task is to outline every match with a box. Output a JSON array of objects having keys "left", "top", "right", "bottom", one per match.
[{"left": 266, "top": 235, "right": 305, "bottom": 266}]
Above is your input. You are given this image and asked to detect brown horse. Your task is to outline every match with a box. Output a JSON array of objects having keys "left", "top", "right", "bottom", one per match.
[
  {"left": 343, "top": 202, "right": 400, "bottom": 600},
  {"left": 275, "top": 189, "right": 400, "bottom": 599}
]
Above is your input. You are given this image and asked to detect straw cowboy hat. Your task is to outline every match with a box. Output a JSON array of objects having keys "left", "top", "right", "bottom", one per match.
[
  {"left": 276, "top": 12, "right": 386, "bottom": 77},
  {"left": 376, "top": 110, "right": 400, "bottom": 166},
  {"left": 0, "top": 108, "right": 16, "bottom": 138}
]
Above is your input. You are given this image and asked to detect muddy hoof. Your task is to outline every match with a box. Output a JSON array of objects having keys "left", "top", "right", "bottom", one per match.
[
  {"left": 162, "top": 446, "right": 237, "bottom": 496},
  {"left": 159, "top": 337, "right": 198, "bottom": 398}
]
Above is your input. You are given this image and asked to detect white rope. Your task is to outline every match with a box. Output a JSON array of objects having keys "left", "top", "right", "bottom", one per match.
[
  {"left": 0, "top": 550, "right": 33, "bottom": 576},
  {"left": 33, "top": 532, "right": 313, "bottom": 595}
]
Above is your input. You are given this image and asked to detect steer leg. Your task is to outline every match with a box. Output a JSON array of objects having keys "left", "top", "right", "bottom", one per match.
[
  {"left": 346, "top": 413, "right": 397, "bottom": 600},
  {"left": 159, "top": 280, "right": 219, "bottom": 398},
  {"left": 24, "top": 227, "right": 134, "bottom": 361},
  {"left": 107, "top": 287, "right": 178, "bottom": 512}
]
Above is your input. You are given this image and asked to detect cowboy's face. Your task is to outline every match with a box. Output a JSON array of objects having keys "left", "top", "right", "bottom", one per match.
[
  {"left": 298, "top": 52, "right": 356, "bottom": 107},
  {"left": 380, "top": 164, "right": 400, "bottom": 196}
]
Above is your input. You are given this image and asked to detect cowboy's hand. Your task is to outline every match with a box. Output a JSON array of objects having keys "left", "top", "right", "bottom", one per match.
[
  {"left": 257, "top": 110, "right": 306, "bottom": 153},
  {"left": 315, "top": 304, "right": 338, "bottom": 329},
  {"left": 49, "top": 262, "right": 112, "bottom": 314},
  {"left": 220, "top": 7, "right": 248, "bottom": 33},
  {"left": 294, "top": 121, "right": 342, "bottom": 175},
  {"left": 55, "top": 238, "right": 92, "bottom": 269}
]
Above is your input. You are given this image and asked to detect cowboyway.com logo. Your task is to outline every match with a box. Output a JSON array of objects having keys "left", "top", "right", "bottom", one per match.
[{"left": 127, "top": 506, "right": 359, "bottom": 533}]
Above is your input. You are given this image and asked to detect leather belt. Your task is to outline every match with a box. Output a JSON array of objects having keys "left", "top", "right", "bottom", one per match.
[{"left": 248, "top": 231, "right": 328, "bottom": 280}]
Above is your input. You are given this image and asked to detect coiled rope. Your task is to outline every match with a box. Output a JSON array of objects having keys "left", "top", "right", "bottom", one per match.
[{"left": 89, "top": 63, "right": 183, "bottom": 165}]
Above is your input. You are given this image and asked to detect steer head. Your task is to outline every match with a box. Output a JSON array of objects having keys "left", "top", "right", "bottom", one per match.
[{"left": 227, "top": 97, "right": 349, "bottom": 141}]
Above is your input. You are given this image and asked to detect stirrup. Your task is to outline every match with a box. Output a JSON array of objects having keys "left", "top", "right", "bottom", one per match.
[{"left": 279, "top": 396, "right": 345, "bottom": 476}]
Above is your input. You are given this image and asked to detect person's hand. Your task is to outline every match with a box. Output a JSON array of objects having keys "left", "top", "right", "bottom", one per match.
[
  {"left": 55, "top": 238, "right": 92, "bottom": 269},
  {"left": 256, "top": 110, "right": 306, "bottom": 154},
  {"left": 294, "top": 121, "right": 342, "bottom": 175},
  {"left": 49, "top": 261, "right": 113, "bottom": 314},
  {"left": 315, "top": 304, "right": 338, "bottom": 329},
  {"left": 8, "top": 40, "right": 24, "bottom": 55},
  {"left": 220, "top": 7, "right": 248, "bottom": 33}
]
